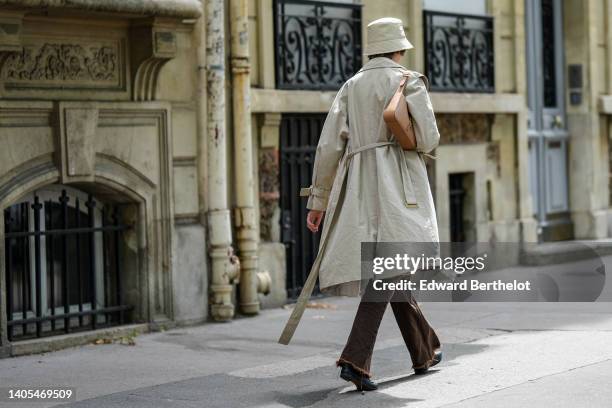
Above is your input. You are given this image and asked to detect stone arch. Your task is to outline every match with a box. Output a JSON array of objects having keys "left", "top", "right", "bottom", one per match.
[{"left": 0, "top": 153, "right": 172, "bottom": 347}]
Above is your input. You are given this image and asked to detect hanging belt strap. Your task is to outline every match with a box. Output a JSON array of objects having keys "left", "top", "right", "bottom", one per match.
[
  {"left": 348, "top": 141, "right": 418, "bottom": 208},
  {"left": 279, "top": 141, "right": 420, "bottom": 345}
]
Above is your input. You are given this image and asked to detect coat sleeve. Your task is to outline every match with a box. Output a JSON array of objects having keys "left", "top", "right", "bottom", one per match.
[
  {"left": 302, "top": 83, "right": 350, "bottom": 211},
  {"left": 404, "top": 75, "right": 440, "bottom": 154}
]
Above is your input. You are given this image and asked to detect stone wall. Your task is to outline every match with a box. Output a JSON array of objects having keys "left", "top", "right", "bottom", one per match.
[{"left": 0, "top": 5, "right": 207, "bottom": 352}]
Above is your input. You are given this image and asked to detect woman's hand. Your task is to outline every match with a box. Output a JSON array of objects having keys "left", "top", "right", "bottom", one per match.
[{"left": 306, "top": 210, "right": 325, "bottom": 233}]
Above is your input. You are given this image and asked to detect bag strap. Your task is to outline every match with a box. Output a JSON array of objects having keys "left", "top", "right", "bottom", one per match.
[
  {"left": 398, "top": 73, "right": 410, "bottom": 90},
  {"left": 399, "top": 72, "right": 430, "bottom": 91}
]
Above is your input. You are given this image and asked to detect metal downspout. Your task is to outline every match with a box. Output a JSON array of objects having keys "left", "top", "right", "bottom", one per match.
[
  {"left": 229, "top": 0, "right": 270, "bottom": 315},
  {"left": 201, "top": 0, "right": 239, "bottom": 321}
]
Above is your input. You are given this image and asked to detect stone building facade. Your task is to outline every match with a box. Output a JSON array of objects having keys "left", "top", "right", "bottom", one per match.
[
  {"left": 0, "top": 0, "right": 215, "bottom": 356},
  {"left": 1, "top": 0, "right": 612, "bottom": 355},
  {"left": 251, "top": 0, "right": 612, "bottom": 301}
]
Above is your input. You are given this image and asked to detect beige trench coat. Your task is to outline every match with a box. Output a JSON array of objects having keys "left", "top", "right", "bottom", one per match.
[{"left": 279, "top": 57, "right": 440, "bottom": 344}]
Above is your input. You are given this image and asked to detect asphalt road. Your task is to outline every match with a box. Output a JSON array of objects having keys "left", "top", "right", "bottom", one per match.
[{"left": 1, "top": 296, "right": 612, "bottom": 408}]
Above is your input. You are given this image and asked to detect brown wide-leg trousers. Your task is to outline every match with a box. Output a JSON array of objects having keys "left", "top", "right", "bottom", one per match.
[{"left": 337, "top": 276, "right": 441, "bottom": 378}]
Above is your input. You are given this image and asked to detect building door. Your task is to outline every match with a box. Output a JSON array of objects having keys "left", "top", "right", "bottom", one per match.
[
  {"left": 279, "top": 114, "right": 325, "bottom": 299},
  {"left": 526, "top": 0, "right": 572, "bottom": 241}
]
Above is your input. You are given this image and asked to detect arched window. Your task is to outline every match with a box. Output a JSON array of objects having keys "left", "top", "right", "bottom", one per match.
[{"left": 4, "top": 185, "right": 131, "bottom": 341}]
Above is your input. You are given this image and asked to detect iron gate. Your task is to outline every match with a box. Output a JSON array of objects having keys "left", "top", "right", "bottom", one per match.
[
  {"left": 4, "top": 188, "right": 132, "bottom": 341},
  {"left": 280, "top": 114, "right": 326, "bottom": 299}
]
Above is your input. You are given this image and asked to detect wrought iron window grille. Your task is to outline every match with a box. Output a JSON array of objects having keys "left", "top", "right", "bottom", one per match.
[
  {"left": 424, "top": 10, "right": 495, "bottom": 93},
  {"left": 4, "top": 188, "right": 132, "bottom": 341},
  {"left": 274, "top": 0, "right": 363, "bottom": 90}
]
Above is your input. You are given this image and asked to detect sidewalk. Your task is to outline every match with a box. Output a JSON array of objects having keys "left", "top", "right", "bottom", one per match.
[{"left": 1, "top": 298, "right": 612, "bottom": 408}]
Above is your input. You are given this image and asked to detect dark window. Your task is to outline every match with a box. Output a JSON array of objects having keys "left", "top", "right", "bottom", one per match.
[
  {"left": 449, "top": 173, "right": 468, "bottom": 242},
  {"left": 4, "top": 187, "right": 132, "bottom": 341},
  {"left": 424, "top": 10, "right": 495, "bottom": 93},
  {"left": 279, "top": 114, "right": 325, "bottom": 298},
  {"left": 274, "top": 0, "right": 363, "bottom": 90},
  {"left": 541, "top": 0, "right": 557, "bottom": 107}
]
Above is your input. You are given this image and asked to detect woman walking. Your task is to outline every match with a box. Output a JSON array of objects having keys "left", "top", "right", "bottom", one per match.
[{"left": 279, "top": 17, "right": 442, "bottom": 391}]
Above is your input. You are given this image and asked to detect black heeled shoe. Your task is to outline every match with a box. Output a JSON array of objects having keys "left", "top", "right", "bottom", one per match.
[
  {"left": 339, "top": 364, "right": 378, "bottom": 391},
  {"left": 414, "top": 350, "right": 443, "bottom": 375}
]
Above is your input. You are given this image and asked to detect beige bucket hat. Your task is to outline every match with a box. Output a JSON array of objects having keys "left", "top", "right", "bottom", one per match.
[{"left": 364, "top": 17, "right": 414, "bottom": 56}]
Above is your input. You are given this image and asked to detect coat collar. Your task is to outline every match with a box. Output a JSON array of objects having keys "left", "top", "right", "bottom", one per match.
[{"left": 357, "top": 57, "right": 407, "bottom": 73}]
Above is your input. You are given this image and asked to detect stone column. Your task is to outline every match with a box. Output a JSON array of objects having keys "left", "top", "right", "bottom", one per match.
[{"left": 565, "top": 0, "right": 609, "bottom": 239}]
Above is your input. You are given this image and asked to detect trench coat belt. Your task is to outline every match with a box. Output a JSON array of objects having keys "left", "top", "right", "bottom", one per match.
[{"left": 347, "top": 141, "right": 419, "bottom": 208}]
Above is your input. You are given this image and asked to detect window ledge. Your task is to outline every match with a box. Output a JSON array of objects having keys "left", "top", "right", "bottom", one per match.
[
  {"left": 430, "top": 92, "right": 526, "bottom": 114},
  {"left": 252, "top": 88, "right": 527, "bottom": 115},
  {"left": 251, "top": 88, "right": 338, "bottom": 113},
  {"left": 0, "top": 0, "right": 202, "bottom": 19}
]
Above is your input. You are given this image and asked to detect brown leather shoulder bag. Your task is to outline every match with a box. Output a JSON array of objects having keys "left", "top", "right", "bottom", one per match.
[{"left": 383, "top": 73, "right": 428, "bottom": 151}]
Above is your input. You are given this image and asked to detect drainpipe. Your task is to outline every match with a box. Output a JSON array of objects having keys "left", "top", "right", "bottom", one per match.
[
  {"left": 229, "top": 0, "right": 270, "bottom": 314},
  {"left": 200, "top": 0, "right": 240, "bottom": 321}
]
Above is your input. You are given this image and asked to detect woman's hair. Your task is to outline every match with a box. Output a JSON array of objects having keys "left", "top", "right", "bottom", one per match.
[{"left": 368, "top": 49, "right": 406, "bottom": 60}]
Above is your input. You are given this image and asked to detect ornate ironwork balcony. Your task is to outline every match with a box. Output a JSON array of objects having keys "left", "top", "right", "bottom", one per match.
[
  {"left": 424, "top": 10, "right": 495, "bottom": 93},
  {"left": 274, "top": 0, "right": 362, "bottom": 90}
]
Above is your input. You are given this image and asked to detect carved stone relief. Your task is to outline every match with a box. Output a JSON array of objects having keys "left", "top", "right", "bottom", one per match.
[
  {"left": 259, "top": 148, "right": 280, "bottom": 242},
  {"left": 437, "top": 114, "right": 492, "bottom": 144},
  {"left": 2, "top": 40, "right": 123, "bottom": 89},
  {"left": 258, "top": 113, "right": 282, "bottom": 242},
  {"left": 0, "top": 16, "right": 183, "bottom": 101}
]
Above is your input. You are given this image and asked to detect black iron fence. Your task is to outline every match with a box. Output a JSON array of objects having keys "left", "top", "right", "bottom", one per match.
[
  {"left": 424, "top": 10, "right": 495, "bottom": 93},
  {"left": 279, "top": 114, "right": 325, "bottom": 298},
  {"left": 4, "top": 190, "right": 132, "bottom": 341},
  {"left": 274, "top": 0, "right": 362, "bottom": 90}
]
